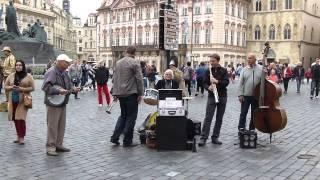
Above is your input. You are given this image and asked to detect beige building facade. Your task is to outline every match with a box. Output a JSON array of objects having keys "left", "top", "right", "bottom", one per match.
[
  {"left": 74, "top": 14, "right": 98, "bottom": 62},
  {"left": 177, "top": 0, "right": 250, "bottom": 67},
  {"left": 247, "top": 0, "right": 320, "bottom": 68}
]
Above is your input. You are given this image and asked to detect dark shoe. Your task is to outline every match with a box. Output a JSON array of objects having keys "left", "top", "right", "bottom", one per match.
[
  {"left": 19, "top": 142, "right": 25, "bottom": 145},
  {"left": 56, "top": 147, "right": 71, "bottom": 152},
  {"left": 123, "top": 142, "right": 139, "bottom": 147},
  {"left": 13, "top": 140, "right": 19, "bottom": 143},
  {"left": 47, "top": 151, "right": 59, "bottom": 156},
  {"left": 75, "top": 97, "right": 80, "bottom": 99},
  {"left": 212, "top": 138, "right": 222, "bottom": 145},
  {"left": 110, "top": 139, "right": 120, "bottom": 146},
  {"left": 198, "top": 139, "right": 206, "bottom": 147}
]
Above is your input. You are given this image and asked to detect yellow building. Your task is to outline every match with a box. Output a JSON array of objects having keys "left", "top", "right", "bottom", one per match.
[{"left": 247, "top": 0, "right": 320, "bottom": 68}]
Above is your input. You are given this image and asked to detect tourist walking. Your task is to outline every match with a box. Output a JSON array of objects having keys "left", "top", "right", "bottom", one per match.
[{"left": 94, "top": 61, "right": 111, "bottom": 107}]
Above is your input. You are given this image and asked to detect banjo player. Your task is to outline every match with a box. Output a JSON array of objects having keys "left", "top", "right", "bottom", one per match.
[{"left": 41, "top": 54, "right": 80, "bottom": 156}]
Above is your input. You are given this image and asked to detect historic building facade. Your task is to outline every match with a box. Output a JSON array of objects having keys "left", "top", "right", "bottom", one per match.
[
  {"left": 96, "top": 0, "right": 160, "bottom": 68},
  {"left": 176, "top": 0, "right": 250, "bottom": 67},
  {"left": 247, "top": 0, "right": 320, "bottom": 67},
  {"left": 74, "top": 13, "right": 98, "bottom": 62}
]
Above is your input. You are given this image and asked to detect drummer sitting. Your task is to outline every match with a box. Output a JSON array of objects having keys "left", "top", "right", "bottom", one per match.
[{"left": 155, "top": 69, "right": 179, "bottom": 90}]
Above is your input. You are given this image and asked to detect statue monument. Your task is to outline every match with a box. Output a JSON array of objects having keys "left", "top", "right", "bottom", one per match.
[{"left": 0, "top": 1, "right": 55, "bottom": 64}]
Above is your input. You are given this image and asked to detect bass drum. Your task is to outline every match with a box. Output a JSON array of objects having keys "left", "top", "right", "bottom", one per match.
[{"left": 143, "top": 89, "right": 159, "bottom": 106}]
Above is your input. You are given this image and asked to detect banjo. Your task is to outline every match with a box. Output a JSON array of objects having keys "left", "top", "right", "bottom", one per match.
[{"left": 46, "top": 85, "right": 78, "bottom": 107}]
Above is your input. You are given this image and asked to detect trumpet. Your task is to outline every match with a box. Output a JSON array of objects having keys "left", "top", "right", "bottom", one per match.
[{"left": 209, "top": 65, "right": 219, "bottom": 103}]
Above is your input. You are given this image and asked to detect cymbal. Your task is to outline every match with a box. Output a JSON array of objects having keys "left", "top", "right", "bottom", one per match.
[{"left": 183, "top": 97, "right": 194, "bottom": 100}]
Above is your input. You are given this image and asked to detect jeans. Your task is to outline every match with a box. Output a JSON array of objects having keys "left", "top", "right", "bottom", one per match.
[
  {"left": 196, "top": 77, "right": 204, "bottom": 95},
  {"left": 185, "top": 80, "right": 192, "bottom": 96},
  {"left": 143, "top": 77, "right": 148, "bottom": 89},
  {"left": 283, "top": 78, "right": 290, "bottom": 92},
  {"left": 310, "top": 80, "right": 320, "bottom": 97},
  {"left": 201, "top": 96, "right": 227, "bottom": 140},
  {"left": 72, "top": 79, "right": 80, "bottom": 98},
  {"left": 296, "top": 77, "right": 302, "bottom": 92},
  {"left": 238, "top": 96, "right": 258, "bottom": 130},
  {"left": 81, "top": 74, "right": 88, "bottom": 87},
  {"left": 111, "top": 94, "right": 139, "bottom": 144}
]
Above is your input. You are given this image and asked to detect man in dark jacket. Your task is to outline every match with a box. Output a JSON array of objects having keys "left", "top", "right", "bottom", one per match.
[
  {"left": 195, "top": 62, "right": 207, "bottom": 96},
  {"left": 311, "top": 58, "right": 320, "bottom": 99},
  {"left": 293, "top": 62, "right": 304, "bottom": 93},
  {"left": 198, "top": 54, "right": 229, "bottom": 146}
]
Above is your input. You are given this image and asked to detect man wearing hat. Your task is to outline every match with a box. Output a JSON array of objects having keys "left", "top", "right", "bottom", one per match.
[
  {"left": 42, "top": 54, "right": 79, "bottom": 156},
  {"left": 2, "top": 46, "right": 16, "bottom": 101}
]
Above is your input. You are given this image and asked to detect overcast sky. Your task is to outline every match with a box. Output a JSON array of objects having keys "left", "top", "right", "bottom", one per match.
[{"left": 54, "top": 0, "right": 104, "bottom": 24}]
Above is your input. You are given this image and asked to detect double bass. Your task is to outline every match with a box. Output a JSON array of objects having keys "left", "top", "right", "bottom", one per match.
[{"left": 253, "top": 42, "right": 287, "bottom": 142}]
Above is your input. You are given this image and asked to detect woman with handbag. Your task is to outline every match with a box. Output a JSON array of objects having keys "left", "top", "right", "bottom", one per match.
[{"left": 4, "top": 60, "right": 35, "bottom": 145}]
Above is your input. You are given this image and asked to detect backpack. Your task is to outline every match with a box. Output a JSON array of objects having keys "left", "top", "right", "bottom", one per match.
[{"left": 183, "top": 67, "right": 192, "bottom": 81}]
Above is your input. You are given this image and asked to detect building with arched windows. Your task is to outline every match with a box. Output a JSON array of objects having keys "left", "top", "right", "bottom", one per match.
[{"left": 247, "top": 0, "right": 320, "bottom": 67}]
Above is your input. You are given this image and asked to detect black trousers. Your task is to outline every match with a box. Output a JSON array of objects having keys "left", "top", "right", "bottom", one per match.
[
  {"left": 185, "top": 80, "right": 192, "bottom": 96},
  {"left": 238, "top": 96, "right": 258, "bottom": 130},
  {"left": 283, "top": 78, "right": 290, "bottom": 92},
  {"left": 196, "top": 77, "right": 204, "bottom": 94},
  {"left": 311, "top": 80, "right": 320, "bottom": 97},
  {"left": 200, "top": 96, "right": 227, "bottom": 140},
  {"left": 111, "top": 94, "right": 139, "bottom": 144}
]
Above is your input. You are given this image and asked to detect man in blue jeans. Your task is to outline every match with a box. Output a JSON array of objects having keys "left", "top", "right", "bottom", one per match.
[
  {"left": 238, "top": 53, "right": 263, "bottom": 130},
  {"left": 110, "top": 46, "right": 144, "bottom": 147}
]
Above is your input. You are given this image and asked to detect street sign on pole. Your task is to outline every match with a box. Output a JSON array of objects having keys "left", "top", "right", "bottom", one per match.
[{"left": 159, "top": 4, "right": 178, "bottom": 50}]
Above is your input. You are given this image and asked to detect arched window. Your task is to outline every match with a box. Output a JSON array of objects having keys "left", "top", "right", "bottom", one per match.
[
  {"left": 303, "top": 26, "right": 306, "bottom": 40},
  {"left": 270, "top": 0, "right": 277, "bottom": 10},
  {"left": 255, "top": 25, "right": 261, "bottom": 40},
  {"left": 311, "top": 27, "right": 314, "bottom": 41},
  {"left": 256, "top": 0, "right": 262, "bottom": 11},
  {"left": 284, "top": 24, "right": 291, "bottom": 39},
  {"left": 285, "top": 0, "right": 292, "bottom": 9},
  {"left": 269, "top": 25, "right": 276, "bottom": 40}
]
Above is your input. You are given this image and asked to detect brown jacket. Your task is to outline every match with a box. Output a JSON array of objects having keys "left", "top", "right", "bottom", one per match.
[
  {"left": 5, "top": 73, "right": 35, "bottom": 121},
  {"left": 112, "top": 55, "right": 144, "bottom": 97},
  {"left": 3, "top": 54, "right": 16, "bottom": 77}
]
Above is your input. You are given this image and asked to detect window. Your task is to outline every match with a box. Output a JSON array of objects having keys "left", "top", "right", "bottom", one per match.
[
  {"left": 284, "top": 24, "right": 291, "bottom": 39},
  {"left": 146, "top": 31, "right": 149, "bottom": 44},
  {"left": 85, "top": 30, "right": 87, "bottom": 36},
  {"left": 194, "top": 28, "right": 200, "bottom": 44},
  {"left": 269, "top": 25, "right": 276, "bottom": 40},
  {"left": 128, "top": 31, "right": 132, "bottom": 45},
  {"left": 129, "top": 10, "right": 132, "bottom": 21},
  {"left": 242, "top": 32, "right": 246, "bottom": 46},
  {"left": 116, "top": 34, "right": 120, "bottom": 46},
  {"left": 311, "top": 27, "right": 314, "bottom": 41},
  {"left": 225, "top": 29, "right": 229, "bottom": 44},
  {"left": 122, "top": 11, "right": 126, "bottom": 22},
  {"left": 78, "top": 31, "right": 81, "bottom": 35},
  {"left": 243, "top": 6, "right": 247, "bottom": 19},
  {"left": 237, "top": 31, "right": 240, "bottom": 46},
  {"left": 255, "top": 25, "right": 261, "bottom": 40},
  {"left": 154, "top": 7, "right": 159, "bottom": 18},
  {"left": 110, "top": 30, "right": 113, "bottom": 46},
  {"left": 85, "top": 42, "right": 87, "bottom": 48},
  {"left": 103, "top": 32, "right": 107, "bottom": 47},
  {"left": 79, "top": 39, "right": 82, "bottom": 43},
  {"left": 146, "top": 7, "right": 150, "bottom": 19},
  {"left": 90, "top": 30, "right": 92, "bottom": 37},
  {"left": 182, "top": 8, "right": 188, "bottom": 16},
  {"left": 122, "top": 33, "right": 126, "bottom": 45},
  {"left": 153, "top": 31, "right": 158, "bottom": 45},
  {"left": 285, "top": 0, "right": 292, "bottom": 9},
  {"left": 231, "top": 3, "right": 235, "bottom": 16},
  {"left": 138, "top": 8, "right": 142, "bottom": 20},
  {"left": 138, "top": 31, "right": 142, "bottom": 45},
  {"left": 205, "top": 27, "right": 211, "bottom": 44},
  {"left": 194, "top": 6, "right": 201, "bottom": 15},
  {"left": 79, "top": 47, "right": 82, "bottom": 52},
  {"left": 90, "top": 42, "right": 92, "bottom": 48},
  {"left": 206, "top": 3, "right": 212, "bottom": 14},
  {"left": 182, "top": 32, "right": 187, "bottom": 44},
  {"left": 109, "top": 13, "right": 113, "bottom": 24},
  {"left": 238, "top": 4, "right": 241, "bottom": 17},
  {"left": 270, "top": 0, "right": 277, "bottom": 10},
  {"left": 226, "top": 1, "right": 229, "bottom": 14},
  {"left": 231, "top": 30, "right": 234, "bottom": 45},
  {"left": 256, "top": 0, "right": 262, "bottom": 11},
  {"left": 117, "top": 12, "right": 120, "bottom": 22}
]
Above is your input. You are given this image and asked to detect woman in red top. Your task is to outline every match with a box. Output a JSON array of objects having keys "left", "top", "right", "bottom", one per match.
[
  {"left": 268, "top": 69, "right": 279, "bottom": 83},
  {"left": 305, "top": 67, "right": 312, "bottom": 84},
  {"left": 282, "top": 63, "right": 293, "bottom": 94}
]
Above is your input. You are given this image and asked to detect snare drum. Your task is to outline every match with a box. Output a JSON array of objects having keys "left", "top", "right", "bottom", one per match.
[{"left": 143, "top": 89, "right": 159, "bottom": 106}]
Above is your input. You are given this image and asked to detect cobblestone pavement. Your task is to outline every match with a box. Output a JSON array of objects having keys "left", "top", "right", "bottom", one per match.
[{"left": 1, "top": 79, "right": 320, "bottom": 180}]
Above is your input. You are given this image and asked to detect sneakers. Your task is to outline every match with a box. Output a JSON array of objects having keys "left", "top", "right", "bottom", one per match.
[
  {"left": 56, "top": 147, "right": 71, "bottom": 152},
  {"left": 316, "top": 96, "right": 319, "bottom": 99},
  {"left": 198, "top": 139, "right": 207, "bottom": 147},
  {"left": 99, "top": 104, "right": 103, "bottom": 107},
  {"left": 110, "top": 139, "right": 120, "bottom": 146},
  {"left": 47, "top": 150, "right": 59, "bottom": 156}
]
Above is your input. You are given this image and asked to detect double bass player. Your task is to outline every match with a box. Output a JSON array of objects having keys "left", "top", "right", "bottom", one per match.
[{"left": 238, "top": 53, "right": 264, "bottom": 131}]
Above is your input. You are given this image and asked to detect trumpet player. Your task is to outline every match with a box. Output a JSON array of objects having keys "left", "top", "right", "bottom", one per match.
[{"left": 199, "top": 54, "right": 229, "bottom": 146}]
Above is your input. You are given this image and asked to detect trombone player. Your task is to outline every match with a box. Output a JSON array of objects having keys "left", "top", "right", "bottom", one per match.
[{"left": 198, "top": 54, "right": 229, "bottom": 146}]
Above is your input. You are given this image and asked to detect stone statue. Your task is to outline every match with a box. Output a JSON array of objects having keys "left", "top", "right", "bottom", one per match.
[
  {"left": 29, "top": 20, "right": 47, "bottom": 42},
  {"left": 0, "top": 4, "right": 4, "bottom": 30},
  {"left": 5, "top": 0, "right": 21, "bottom": 37},
  {"left": 22, "top": 24, "right": 31, "bottom": 37}
]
